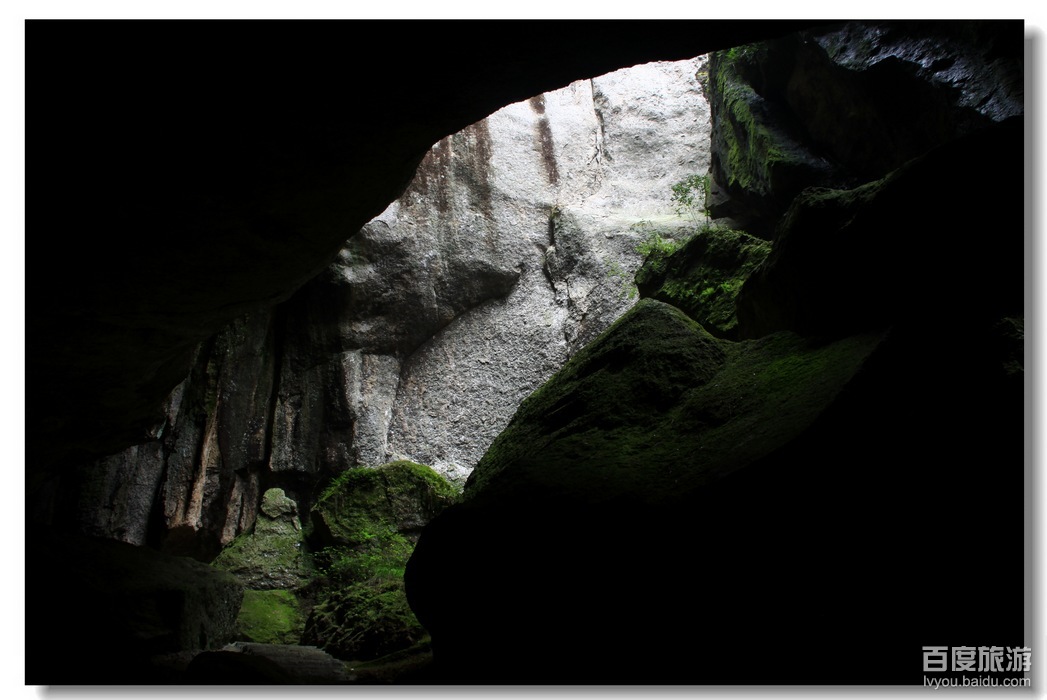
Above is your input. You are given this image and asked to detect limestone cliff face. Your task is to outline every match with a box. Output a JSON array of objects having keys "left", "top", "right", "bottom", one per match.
[
  {"left": 46, "top": 57, "right": 712, "bottom": 558},
  {"left": 382, "top": 59, "right": 711, "bottom": 483}
]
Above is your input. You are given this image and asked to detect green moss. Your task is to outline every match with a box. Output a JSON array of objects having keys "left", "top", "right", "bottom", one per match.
[
  {"left": 312, "top": 461, "right": 458, "bottom": 549},
  {"left": 212, "top": 488, "right": 310, "bottom": 590},
  {"left": 235, "top": 589, "right": 306, "bottom": 645},
  {"left": 466, "top": 299, "right": 884, "bottom": 507},
  {"left": 635, "top": 227, "right": 771, "bottom": 339},
  {"left": 303, "top": 461, "right": 456, "bottom": 662},
  {"left": 314, "top": 529, "right": 415, "bottom": 586},
  {"left": 710, "top": 47, "right": 829, "bottom": 210},
  {"left": 213, "top": 529, "right": 306, "bottom": 581}
]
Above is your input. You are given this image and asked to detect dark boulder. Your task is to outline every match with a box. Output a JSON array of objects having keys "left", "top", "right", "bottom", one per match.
[
  {"left": 406, "top": 299, "right": 1022, "bottom": 683},
  {"left": 735, "top": 116, "right": 1023, "bottom": 339},
  {"left": 708, "top": 20, "right": 1023, "bottom": 236},
  {"left": 26, "top": 529, "right": 244, "bottom": 684}
]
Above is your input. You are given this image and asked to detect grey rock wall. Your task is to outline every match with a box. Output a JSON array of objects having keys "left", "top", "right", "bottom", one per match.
[
  {"left": 50, "top": 56, "right": 713, "bottom": 555},
  {"left": 383, "top": 58, "right": 712, "bottom": 485}
]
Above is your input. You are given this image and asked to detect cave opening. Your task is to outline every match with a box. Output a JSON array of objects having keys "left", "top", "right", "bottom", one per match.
[{"left": 25, "top": 19, "right": 1026, "bottom": 687}]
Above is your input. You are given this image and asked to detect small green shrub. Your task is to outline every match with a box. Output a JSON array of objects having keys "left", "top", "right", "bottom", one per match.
[
  {"left": 632, "top": 220, "right": 685, "bottom": 260},
  {"left": 670, "top": 174, "right": 712, "bottom": 227}
]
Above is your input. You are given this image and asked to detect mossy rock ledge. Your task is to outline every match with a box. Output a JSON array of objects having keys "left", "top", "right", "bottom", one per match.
[
  {"left": 635, "top": 226, "right": 771, "bottom": 339},
  {"left": 406, "top": 297, "right": 1022, "bottom": 684}
]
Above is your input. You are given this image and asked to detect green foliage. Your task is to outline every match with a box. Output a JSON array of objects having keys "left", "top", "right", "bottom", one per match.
[
  {"left": 313, "top": 527, "right": 415, "bottom": 587},
  {"left": 670, "top": 174, "right": 712, "bottom": 227},
  {"left": 633, "top": 172, "right": 716, "bottom": 268},
  {"left": 635, "top": 227, "right": 684, "bottom": 258},
  {"left": 305, "top": 579, "right": 427, "bottom": 661}
]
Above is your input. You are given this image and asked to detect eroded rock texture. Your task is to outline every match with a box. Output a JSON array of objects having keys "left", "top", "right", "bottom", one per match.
[{"left": 384, "top": 58, "right": 711, "bottom": 481}]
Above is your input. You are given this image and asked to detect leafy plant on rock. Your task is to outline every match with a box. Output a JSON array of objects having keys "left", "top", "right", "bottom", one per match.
[{"left": 670, "top": 173, "right": 712, "bottom": 228}]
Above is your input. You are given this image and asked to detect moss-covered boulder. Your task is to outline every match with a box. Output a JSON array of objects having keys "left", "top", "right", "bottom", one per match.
[
  {"left": 303, "top": 461, "right": 456, "bottom": 661},
  {"left": 460, "top": 297, "right": 881, "bottom": 507},
  {"left": 212, "top": 488, "right": 310, "bottom": 590},
  {"left": 310, "top": 460, "right": 458, "bottom": 548},
  {"left": 234, "top": 589, "right": 306, "bottom": 645},
  {"left": 407, "top": 295, "right": 1023, "bottom": 684},
  {"left": 635, "top": 226, "right": 770, "bottom": 338}
]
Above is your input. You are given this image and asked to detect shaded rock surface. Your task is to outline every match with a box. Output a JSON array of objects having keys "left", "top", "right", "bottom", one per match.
[
  {"left": 36, "top": 311, "right": 277, "bottom": 561},
  {"left": 26, "top": 530, "right": 244, "bottom": 684},
  {"left": 735, "top": 116, "right": 1023, "bottom": 339},
  {"left": 707, "top": 20, "right": 1023, "bottom": 236},
  {"left": 186, "top": 642, "right": 349, "bottom": 684}
]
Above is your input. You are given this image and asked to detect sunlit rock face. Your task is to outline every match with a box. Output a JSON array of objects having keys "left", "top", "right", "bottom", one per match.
[
  {"left": 379, "top": 58, "right": 712, "bottom": 484},
  {"left": 50, "top": 57, "right": 714, "bottom": 554}
]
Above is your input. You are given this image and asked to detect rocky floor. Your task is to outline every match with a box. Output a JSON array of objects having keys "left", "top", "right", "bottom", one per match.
[{"left": 150, "top": 640, "right": 435, "bottom": 685}]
